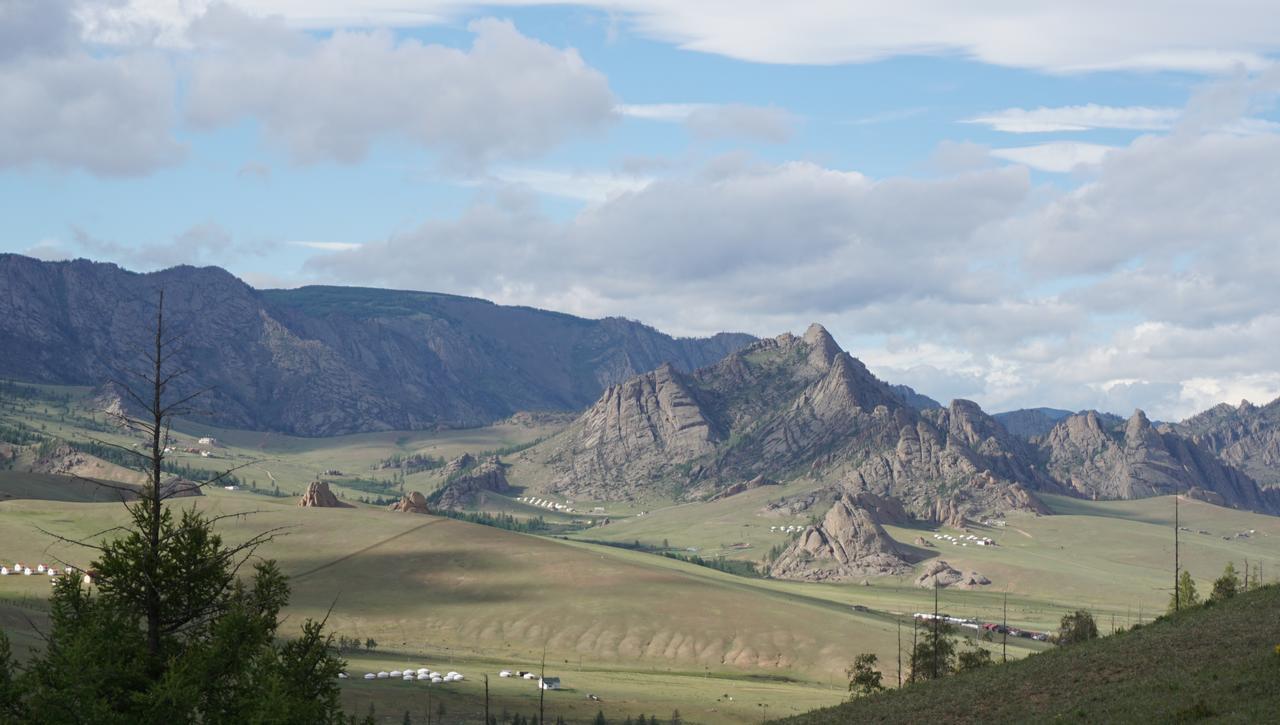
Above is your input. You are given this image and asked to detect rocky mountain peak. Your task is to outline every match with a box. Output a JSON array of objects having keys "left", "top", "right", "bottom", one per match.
[{"left": 801, "top": 322, "right": 842, "bottom": 369}]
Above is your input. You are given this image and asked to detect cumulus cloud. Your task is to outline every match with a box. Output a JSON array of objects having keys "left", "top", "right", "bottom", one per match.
[
  {"left": 185, "top": 12, "right": 616, "bottom": 166},
  {"left": 0, "top": 0, "right": 182, "bottom": 176},
  {"left": 305, "top": 159, "right": 1032, "bottom": 345}
]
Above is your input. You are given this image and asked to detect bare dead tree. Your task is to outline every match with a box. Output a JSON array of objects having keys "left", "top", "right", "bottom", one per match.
[{"left": 36, "top": 290, "right": 283, "bottom": 667}]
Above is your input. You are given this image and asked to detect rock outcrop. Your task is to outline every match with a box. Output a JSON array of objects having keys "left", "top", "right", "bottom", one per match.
[
  {"left": 388, "top": 491, "right": 431, "bottom": 514},
  {"left": 1175, "top": 397, "right": 1280, "bottom": 489},
  {"left": 442, "top": 453, "right": 477, "bottom": 478},
  {"left": 768, "top": 495, "right": 913, "bottom": 581},
  {"left": 541, "top": 362, "right": 721, "bottom": 498},
  {"left": 431, "top": 459, "right": 514, "bottom": 509},
  {"left": 0, "top": 254, "right": 754, "bottom": 435},
  {"left": 915, "top": 560, "right": 990, "bottom": 589},
  {"left": 29, "top": 444, "right": 146, "bottom": 487},
  {"left": 711, "top": 474, "right": 779, "bottom": 500},
  {"left": 1040, "top": 409, "right": 1277, "bottom": 513},
  {"left": 298, "top": 480, "right": 351, "bottom": 508}
]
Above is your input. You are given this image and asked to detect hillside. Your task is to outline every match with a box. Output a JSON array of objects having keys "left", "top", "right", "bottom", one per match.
[
  {"left": 993, "top": 407, "right": 1074, "bottom": 440},
  {"left": 1039, "top": 409, "right": 1277, "bottom": 512},
  {"left": 779, "top": 584, "right": 1280, "bottom": 724},
  {"left": 522, "top": 325, "right": 1055, "bottom": 523},
  {"left": 0, "top": 254, "right": 753, "bottom": 436},
  {"left": 1176, "top": 397, "right": 1280, "bottom": 488}
]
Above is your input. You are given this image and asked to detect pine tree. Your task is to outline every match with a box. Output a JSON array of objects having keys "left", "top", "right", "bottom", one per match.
[
  {"left": 1210, "top": 562, "right": 1241, "bottom": 603},
  {"left": 1168, "top": 570, "right": 1201, "bottom": 613}
]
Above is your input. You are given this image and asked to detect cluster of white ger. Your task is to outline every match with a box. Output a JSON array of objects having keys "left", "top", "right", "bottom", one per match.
[{"left": 345, "top": 668, "right": 464, "bottom": 683}]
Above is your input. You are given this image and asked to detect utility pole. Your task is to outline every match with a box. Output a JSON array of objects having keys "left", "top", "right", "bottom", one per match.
[
  {"left": 909, "top": 617, "right": 918, "bottom": 684},
  {"left": 539, "top": 642, "right": 547, "bottom": 725},
  {"left": 484, "top": 674, "right": 490, "bottom": 725},
  {"left": 932, "top": 577, "right": 940, "bottom": 680},
  {"left": 1174, "top": 482, "right": 1181, "bottom": 612},
  {"left": 896, "top": 619, "right": 902, "bottom": 688},
  {"left": 1001, "top": 588, "right": 1008, "bottom": 664}
]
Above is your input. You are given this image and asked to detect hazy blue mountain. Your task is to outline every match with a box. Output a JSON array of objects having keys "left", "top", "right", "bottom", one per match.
[{"left": 0, "top": 255, "right": 754, "bottom": 435}]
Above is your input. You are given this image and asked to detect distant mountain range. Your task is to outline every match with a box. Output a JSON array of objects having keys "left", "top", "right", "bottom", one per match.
[
  {"left": 0, "top": 255, "right": 753, "bottom": 435},
  {"left": 3, "top": 255, "right": 1277, "bottom": 527}
]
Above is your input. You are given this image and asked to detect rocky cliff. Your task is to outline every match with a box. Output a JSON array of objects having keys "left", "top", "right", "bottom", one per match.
[
  {"left": 0, "top": 255, "right": 753, "bottom": 436},
  {"left": 1175, "top": 398, "right": 1280, "bottom": 488},
  {"left": 1039, "top": 409, "right": 1277, "bottom": 512},
  {"left": 768, "top": 494, "right": 913, "bottom": 581},
  {"left": 532, "top": 324, "right": 1056, "bottom": 523}
]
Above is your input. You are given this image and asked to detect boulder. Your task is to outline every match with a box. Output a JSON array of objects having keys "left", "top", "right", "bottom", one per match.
[
  {"left": 388, "top": 491, "right": 430, "bottom": 514},
  {"left": 298, "top": 480, "right": 352, "bottom": 508},
  {"left": 915, "top": 560, "right": 990, "bottom": 589}
]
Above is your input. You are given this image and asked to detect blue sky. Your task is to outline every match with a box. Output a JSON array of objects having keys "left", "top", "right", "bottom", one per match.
[{"left": 3, "top": 0, "right": 1280, "bottom": 419}]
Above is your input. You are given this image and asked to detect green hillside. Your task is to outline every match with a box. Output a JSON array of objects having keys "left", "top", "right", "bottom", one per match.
[{"left": 779, "top": 584, "right": 1280, "bottom": 724}]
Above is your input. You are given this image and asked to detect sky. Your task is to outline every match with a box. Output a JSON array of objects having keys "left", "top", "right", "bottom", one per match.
[{"left": 3, "top": 0, "right": 1280, "bottom": 420}]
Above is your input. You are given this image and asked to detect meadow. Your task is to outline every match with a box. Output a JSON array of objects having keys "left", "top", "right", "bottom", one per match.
[{"left": 2, "top": 383, "right": 1279, "bottom": 722}]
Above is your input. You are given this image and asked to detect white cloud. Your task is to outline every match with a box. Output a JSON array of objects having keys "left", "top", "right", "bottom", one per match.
[
  {"left": 89, "top": 1, "right": 1280, "bottom": 73},
  {"left": 618, "top": 101, "right": 798, "bottom": 143},
  {"left": 990, "top": 141, "right": 1115, "bottom": 172},
  {"left": 616, "top": 102, "right": 711, "bottom": 121},
  {"left": 288, "top": 241, "right": 363, "bottom": 251},
  {"left": 185, "top": 12, "right": 616, "bottom": 166},
  {"left": 965, "top": 104, "right": 1181, "bottom": 133},
  {"left": 0, "top": 0, "right": 182, "bottom": 176},
  {"left": 487, "top": 168, "right": 653, "bottom": 202}
]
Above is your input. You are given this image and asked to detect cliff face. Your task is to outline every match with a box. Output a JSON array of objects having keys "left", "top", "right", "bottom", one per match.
[
  {"left": 1039, "top": 410, "right": 1277, "bottom": 513},
  {"left": 0, "top": 255, "right": 753, "bottom": 435},
  {"left": 533, "top": 324, "right": 1055, "bottom": 521},
  {"left": 1175, "top": 398, "right": 1280, "bottom": 488}
]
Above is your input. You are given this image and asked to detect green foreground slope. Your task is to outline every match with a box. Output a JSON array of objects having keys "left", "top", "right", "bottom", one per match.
[{"left": 780, "top": 584, "right": 1280, "bottom": 724}]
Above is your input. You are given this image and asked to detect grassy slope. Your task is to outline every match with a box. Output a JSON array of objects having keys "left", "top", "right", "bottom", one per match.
[{"left": 779, "top": 584, "right": 1280, "bottom": 724}]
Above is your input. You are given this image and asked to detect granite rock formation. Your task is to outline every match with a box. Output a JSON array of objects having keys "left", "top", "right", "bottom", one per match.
[
  {"left": 1175, "top": 397, "right": 1280, "bottom": 488},
  {"left": 1039, "top": 409, "right": 1277, "bottom": 512},
  {"left": 298, "top": 480, "right": 351, "bottom": 508},
  {"left": 431, "top": 459, "right": 514, "bottom": 509},
  {"left": 388, "top": 491, "right": 431, "bottom": 514},
  {"left": 768, "top": 495, "right": 913, "bottom": 581}
]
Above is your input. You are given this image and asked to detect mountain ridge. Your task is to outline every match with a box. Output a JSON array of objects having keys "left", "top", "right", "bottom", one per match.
[{"left": 0, "top": 254, "right": 755, "bottom": 436}]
